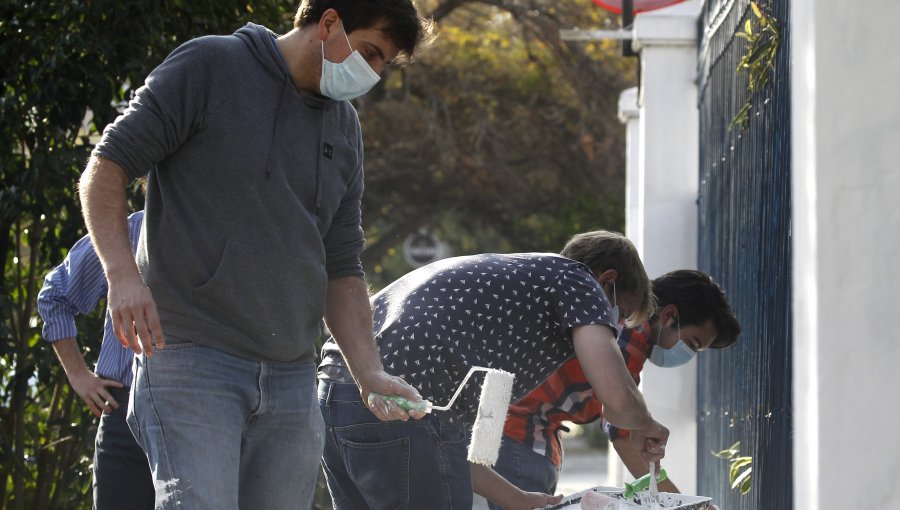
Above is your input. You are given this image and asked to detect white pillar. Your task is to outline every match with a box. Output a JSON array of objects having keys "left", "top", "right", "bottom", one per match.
[
  {"left": 792, "top": 0, "right": 900, "bottom": 507},
  {"left": 613, "top": 85, "right": 641, "bottom": 489},
  {"left": 628, "top": 0, "right": 701, "bottom": 495},
  {"left": 621, "top": 87, "right": 642, "bottom": 253}
]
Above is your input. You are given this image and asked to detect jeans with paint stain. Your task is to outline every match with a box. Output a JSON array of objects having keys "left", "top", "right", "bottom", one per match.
[
  {"left": 127, "top": 342, "right": 324, "bottom": 509},
  {"left": 318, "top": 379, "right": 473, "bottom": 510}
]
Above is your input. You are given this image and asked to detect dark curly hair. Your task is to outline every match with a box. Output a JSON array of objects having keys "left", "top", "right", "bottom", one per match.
[
  {"left": 293, "top": 0, "right": 436, "bottom": 65},
  {"left": 651, "top": 270, "right": 741, "bottom": 349}
]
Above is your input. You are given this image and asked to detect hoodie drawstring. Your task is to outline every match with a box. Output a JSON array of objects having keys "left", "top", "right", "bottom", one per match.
[
  {"left": 265, "top": 77, "right": 291, "bottom": 179},
  {"left": 314, "top": 112, "right": 325, "bottom": 215}
]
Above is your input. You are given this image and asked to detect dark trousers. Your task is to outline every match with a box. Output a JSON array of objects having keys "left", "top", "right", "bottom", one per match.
[
  {"left": 488, "top": 435, "right": 560, "bottom": 510},
  {"left": 93, "top": 386, "right": 154, "bottom": 510},
  {"left": 319, "top": 380, "right": 473, "bottom": 510}
]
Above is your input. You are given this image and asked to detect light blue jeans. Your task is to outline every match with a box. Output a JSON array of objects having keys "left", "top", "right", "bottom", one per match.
[{"left": 127, "top": 342, "right": 324, "bottom": 509}]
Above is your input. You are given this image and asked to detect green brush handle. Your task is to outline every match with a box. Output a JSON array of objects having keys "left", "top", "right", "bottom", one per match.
[
  {"left": 367, "top": 393, "right": 433, "bottom": 413},
  {"left": 623, "top": 468, "right": 668, "bottom": 498}
]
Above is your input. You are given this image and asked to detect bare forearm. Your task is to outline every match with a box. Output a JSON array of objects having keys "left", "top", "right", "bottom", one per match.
[
  {"left": 573, "top": 325, "right": 652, "bottom": 430},
  {"left": 79, "top": 156, "right": 138, "bottom": 280},
  {"left": 471, "top": 464, "right": 560, "bottom": 510},
  {"left": 324, "top": 276, "right": 383, "bottom": 380},
  {"left": 324, "top": 277, "right": 423, "bottom": 421},
  {"left": 613, "top": 438, "right": 680, "bottom": 493},
  {"left": 471, "top": 464, "right": 521, "bottom": 508},
  {"left": 51, "top": 338, "right": 92, "bottom": 380}
]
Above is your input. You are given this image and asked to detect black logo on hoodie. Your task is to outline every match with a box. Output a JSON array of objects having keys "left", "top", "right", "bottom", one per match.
[{"left": 323, "top": 143, "right": 333, "bottom": 160}]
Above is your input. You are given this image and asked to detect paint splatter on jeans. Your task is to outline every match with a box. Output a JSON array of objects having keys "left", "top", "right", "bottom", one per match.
[{"left": 128, "top": 343, "right": 324, "bottom": 509}]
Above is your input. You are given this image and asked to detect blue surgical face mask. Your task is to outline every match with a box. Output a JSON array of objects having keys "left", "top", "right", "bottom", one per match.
[
  {"left": 649, "top": 318, "right": 696, "bottom": 367},
  {"left": 320, "top": 21, "right": 380, "bottom": 101}
]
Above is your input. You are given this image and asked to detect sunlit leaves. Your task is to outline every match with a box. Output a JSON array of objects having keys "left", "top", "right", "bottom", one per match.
[
  {"left": 713, "top": 441, "right": 753, "bottom": 495},
  {"left": 729, "top": 1, "right": 781, "bottom": 131}
]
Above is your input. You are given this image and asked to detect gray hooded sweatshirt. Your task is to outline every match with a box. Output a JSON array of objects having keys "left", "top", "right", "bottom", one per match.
[{"left": 93, "top": 23, "right": 366, "bottom": 363}]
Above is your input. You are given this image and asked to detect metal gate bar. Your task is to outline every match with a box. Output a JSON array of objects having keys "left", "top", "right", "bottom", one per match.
[{"left": 696, "top": 0, "right": 793, "bottom": 507}]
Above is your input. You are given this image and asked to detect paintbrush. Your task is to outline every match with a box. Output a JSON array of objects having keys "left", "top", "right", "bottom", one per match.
[
  {"left": 648, "top": 461, "right": 660, "bottom": 509},
  {"left": 622, "top": 468, "right": 668, "bottom": 499}
]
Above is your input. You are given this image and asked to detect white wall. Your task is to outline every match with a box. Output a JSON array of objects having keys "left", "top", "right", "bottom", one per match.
[
  {"left": 625, "top": 0, "right": 702, "bottom": 495},
  {"left": 791, "top": 0, "right": 900, "bottom": 507}
]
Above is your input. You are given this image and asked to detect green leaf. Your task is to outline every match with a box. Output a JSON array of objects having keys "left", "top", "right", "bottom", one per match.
[
  {"left": 732, "top": 466, "right": 752, "bottom": 493},
  {"left": 731, "top": 457, "right": 753, "bottom": 469},
  {"left": 746, "top": 38, "right": 774, "bottom": 66},
  {"left": 751, "top": 1, "right": 763, "bottom": 19},
  {"left": 728, "top": 103, "right": 752, "bottom": 131},
  {"left": 712, "top": 441, "right": 741, "bottom": 459}
]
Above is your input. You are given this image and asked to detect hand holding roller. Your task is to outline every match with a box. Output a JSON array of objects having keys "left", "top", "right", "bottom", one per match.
[{"left": 369, "top": 366, "right": 515, "bottom": 466}]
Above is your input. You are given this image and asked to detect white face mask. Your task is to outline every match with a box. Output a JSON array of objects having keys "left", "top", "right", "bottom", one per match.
[
  {"left": 649, "top": 318, "right": 696, "bottom": 367},
  {"left": 319, "top": 20, "right": 381, "bottom": 101}
]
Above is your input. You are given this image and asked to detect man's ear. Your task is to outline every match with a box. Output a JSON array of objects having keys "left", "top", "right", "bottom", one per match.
[
  {"left": 317, "top": 8, "right": 340, "bottom": 42},
  {"left": 596, "top": 269, "right": 618, "bottom": 285},
  {"left": 661, "top": 304, "right": 679, "bottom": 327}
]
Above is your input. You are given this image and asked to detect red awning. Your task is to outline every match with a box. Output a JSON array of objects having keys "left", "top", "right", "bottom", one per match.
[{"left": 591, "top": 0, "right": 688, "bottom": 14}]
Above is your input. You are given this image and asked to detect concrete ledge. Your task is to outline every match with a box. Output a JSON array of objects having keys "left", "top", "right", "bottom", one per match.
[
  {"left": 633, "top": 0, "right": 701, "bottom": 50},
  {"left": 618, "top": 87, "right": 639, "bottom": 122}
]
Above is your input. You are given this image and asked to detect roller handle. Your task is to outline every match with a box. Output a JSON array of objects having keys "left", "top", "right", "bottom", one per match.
[
  {"left": 623, "top": 468, "right": 668, "bottom": 499},
  {"left": 367, "top": 393, "right": 433, "bottom": 413}
]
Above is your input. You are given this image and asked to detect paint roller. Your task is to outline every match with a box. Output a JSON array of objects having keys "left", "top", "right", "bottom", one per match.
[
  {"left": 368, "top": 366, "right": 515, "bottom": 466},
  {"left": 579, "top": 491, "right": 618, "bottom": 510}
]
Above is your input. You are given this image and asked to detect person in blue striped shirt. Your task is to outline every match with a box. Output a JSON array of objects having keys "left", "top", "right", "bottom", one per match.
[{"left": 37, "top": 210, "right": 153, "bottom": 510}]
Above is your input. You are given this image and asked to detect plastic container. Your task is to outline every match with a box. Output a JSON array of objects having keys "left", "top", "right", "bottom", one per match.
[{"left": 545, "top": 487, "right": 711, "bottom": 510}]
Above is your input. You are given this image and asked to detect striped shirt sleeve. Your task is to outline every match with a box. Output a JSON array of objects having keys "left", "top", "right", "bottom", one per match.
[
  {"left": 36, "top": 211, "right": 144, "bottom": 343},
  {"left": 37, "top": 234, "right": 110, "bottom": 342}
]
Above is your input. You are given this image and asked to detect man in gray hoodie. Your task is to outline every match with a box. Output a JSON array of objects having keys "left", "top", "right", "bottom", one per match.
[{"left": 78, "top": 1, "right": 434, "bottom": 507}]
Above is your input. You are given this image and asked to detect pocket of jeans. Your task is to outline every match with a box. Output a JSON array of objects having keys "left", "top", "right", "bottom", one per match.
[
  {"left": 191, "top": 241, "right": 326, "bottom": 352},
  {"left": 126, "top": 358, "right": 144, "bottom": 449},
  {"left": 341, "top": 436, "right": 410, "bottom": 510},
  {"left": 435, "top": 418, "right": 468, "bottom": 447}
]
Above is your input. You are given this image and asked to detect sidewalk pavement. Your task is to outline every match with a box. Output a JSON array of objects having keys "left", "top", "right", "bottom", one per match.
[{"left": 473, "top": 434, "right": 610, "bottom": 509}]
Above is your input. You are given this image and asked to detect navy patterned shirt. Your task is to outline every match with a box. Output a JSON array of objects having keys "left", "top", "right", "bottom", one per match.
[{"left": 320, "top": 253, "right": 617, "bottom": 427}]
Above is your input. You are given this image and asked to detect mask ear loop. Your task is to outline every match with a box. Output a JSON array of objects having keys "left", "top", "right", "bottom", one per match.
[
  {"left": 323, "top": 19, "right": 354, "bottom": 61},
  {"left": 655, "top": 317, "right": 663, "bottom": 347},
  {"left": 339, "top": 19, "right": 354, "bottom": 52},
  {"left": 656, "top": 306, "right": 676, "bottom": 347},
  {"left": 612, "top": 280, "right": 617, "bottom": 308}
]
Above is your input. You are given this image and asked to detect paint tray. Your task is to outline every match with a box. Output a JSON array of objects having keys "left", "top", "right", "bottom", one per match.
[{"left": 544, "top": 487, "right": 711, "bottom": 510}]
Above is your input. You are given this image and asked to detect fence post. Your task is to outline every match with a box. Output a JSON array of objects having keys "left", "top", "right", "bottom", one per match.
[{"left": 629, "top": 0, "right": 701, "bottom": 495}]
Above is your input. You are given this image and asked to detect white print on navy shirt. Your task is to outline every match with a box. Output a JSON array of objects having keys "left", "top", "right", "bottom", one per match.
[{"left": 349, "top": 253, "right": 617, "bottom": 428}]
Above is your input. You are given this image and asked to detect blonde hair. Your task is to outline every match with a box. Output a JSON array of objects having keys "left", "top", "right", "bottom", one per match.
[{"left": 560, "top": 230, "right": 655, "bottom": 325}]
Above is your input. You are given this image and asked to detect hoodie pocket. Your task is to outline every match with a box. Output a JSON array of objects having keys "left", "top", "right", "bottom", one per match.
[{"left": 191, "top": 241, "right": 327, "bottom": 350}]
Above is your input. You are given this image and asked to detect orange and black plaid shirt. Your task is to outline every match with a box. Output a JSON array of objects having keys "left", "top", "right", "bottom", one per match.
[{"left": 502, "top": 323, "right": 652, "bottom": 467}]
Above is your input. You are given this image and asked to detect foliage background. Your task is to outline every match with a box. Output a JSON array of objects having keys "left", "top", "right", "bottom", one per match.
[{"left": 1, "top": 1, "right": 633, "bottom": 508}]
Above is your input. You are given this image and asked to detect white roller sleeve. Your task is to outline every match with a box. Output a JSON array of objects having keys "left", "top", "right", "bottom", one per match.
[{"left": 467, "top": 368, "right": 515, "bottom": 466}]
